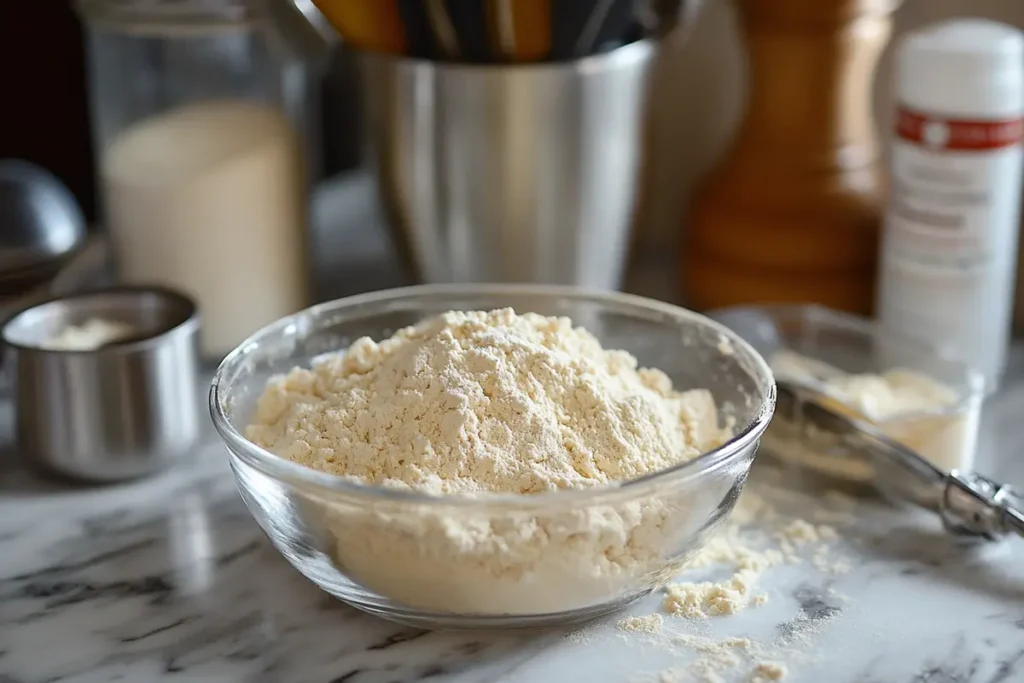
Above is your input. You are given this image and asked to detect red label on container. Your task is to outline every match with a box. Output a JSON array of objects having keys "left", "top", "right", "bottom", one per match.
[{"left": 896, "top": 108, "right": 1024, "bottom": 151}]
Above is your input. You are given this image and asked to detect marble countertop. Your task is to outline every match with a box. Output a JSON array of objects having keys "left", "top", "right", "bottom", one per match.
[
  {"left": 2, "top": 370, "right": 1024, "bottom": 683},
  {"left": 3, "top": 176, "right": 1024, "bottom": 682}
]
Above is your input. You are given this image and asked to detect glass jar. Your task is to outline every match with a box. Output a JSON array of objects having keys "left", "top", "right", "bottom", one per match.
[{"left": 78, "top": 0, "right": 320, "bottom": 359}]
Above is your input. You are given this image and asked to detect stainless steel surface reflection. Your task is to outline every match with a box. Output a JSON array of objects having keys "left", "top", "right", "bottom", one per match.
[
  {"left": 358, "top": 40, "right": 657, "bottom": 288},
  {"left": 0, "top": 159, "right": 86, "bottom": 279},
  {"left": 2, "top": 286, "right": 201, "bottom": 482}
]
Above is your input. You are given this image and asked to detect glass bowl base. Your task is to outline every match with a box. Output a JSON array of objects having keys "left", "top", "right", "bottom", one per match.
[{"left": 314, "top": 574, "right": 651, "bottom": 630}]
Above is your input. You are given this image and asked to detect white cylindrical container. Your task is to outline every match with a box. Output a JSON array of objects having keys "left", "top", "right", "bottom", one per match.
[{"left": 877, "top": 19, "right": 1024, "bottom": 389}]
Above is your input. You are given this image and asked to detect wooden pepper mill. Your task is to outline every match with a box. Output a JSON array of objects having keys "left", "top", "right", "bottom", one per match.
[{"left": 683, "top": 0, "right": 899, "bottom": 315}]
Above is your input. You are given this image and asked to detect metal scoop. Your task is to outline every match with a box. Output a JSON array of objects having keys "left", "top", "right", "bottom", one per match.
[
  {"left": 775, "top": 379, "right": 1024, "bottom": 541},
  {"left": 0, "top": 159, "right": 85, "bottom": 281}
]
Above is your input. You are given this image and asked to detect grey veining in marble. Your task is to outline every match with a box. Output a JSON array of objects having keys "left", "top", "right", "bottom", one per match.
[{"left": 3, "top": 389, "right": 1024, "bottom": 683}]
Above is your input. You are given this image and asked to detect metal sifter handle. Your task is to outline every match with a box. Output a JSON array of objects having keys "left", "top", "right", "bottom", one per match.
[
  {"left": 774, "top": 378, "right": 1024, "bottom": 544},
  {"left": 941, "top": 472, "right": 1024, "bottom": 541}
]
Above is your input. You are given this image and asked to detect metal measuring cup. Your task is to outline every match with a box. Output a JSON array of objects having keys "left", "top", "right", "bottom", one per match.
[{"left": 1, "top": 286, "right": 201, "bottom": 482}]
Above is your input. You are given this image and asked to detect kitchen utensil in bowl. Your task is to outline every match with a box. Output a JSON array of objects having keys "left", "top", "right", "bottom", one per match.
[
  {"left": 210, "top": 284, "right": 776, "bottom": 629},
  {"left": 2, "top": 286, "right": 202, "bottom": 482},
  {"left": 776, "top": 379, "right": 1024, "bottom": 541},
  {"left": 307, "top": 0, "right": 699, "bottom": 62},
  {"left": 549, "top": 0, "right": 635, "bottom": 60}
]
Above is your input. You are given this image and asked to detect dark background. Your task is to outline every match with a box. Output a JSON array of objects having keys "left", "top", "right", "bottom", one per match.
[
  {"left": 0, "top": 1, "right": 364, "bottom": 225},
  {"left": 1, "top": 3, "right": 97, "bottom": 219}
]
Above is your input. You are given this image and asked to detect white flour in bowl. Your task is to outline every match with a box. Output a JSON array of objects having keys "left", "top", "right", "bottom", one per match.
[{"left": 245, "top": 308, "right": 739, "bottom": 615}]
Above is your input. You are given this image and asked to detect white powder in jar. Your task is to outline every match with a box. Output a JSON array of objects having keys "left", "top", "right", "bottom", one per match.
[
  {"left": 245, "top": 308, "right": 736, "bottom": 615},
  {"left": 101, "top": 100, "right": 308, "bottom": 358}
]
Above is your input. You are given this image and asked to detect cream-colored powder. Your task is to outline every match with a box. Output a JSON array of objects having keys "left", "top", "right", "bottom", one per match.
[
  {"left": 42, "top": 318, "right": 136, "bottom": 351},
  {"left": 245, "top": 308, "right": 733, "bottom": 615},
  {"left": 645, "top": 632, "right": 791, "bottom": 683},
  {"left": 751, "top": 662, "right": 787, "bottom": 681},
  {"left": 661, "top": 493, "right": 784, "bottom": 619},
  {"left": 767, "top": 350, "right": 978, "bottom": 474},
  {"left": 618, "top": 613, "right": 665, "bottom": 634},
  {"left": 825, "top": 369, "right": 957, "bottom": 419},
  {"left": 812, "top": 545, "right": 851, "bottom": 575},
  {"left": 654, "top": 635, "right": 762, "bottom": 683},
  {"left": 662, "top": 540, "right": 783, "bottom": 618},
  {"left": 663, "top": 570, "right": 763, "bottom": 618},
  {"left": 661, "top": 487, "right": 847, "bottom": 620},
  {"left": 777, "top": 520, "right": 837, "bottom": 547},
  {"left": 634, "top": 477, "right": 852, "bottom": 683},
  {"left": 248, "top": 308, "right": 727, "bottom": 495}
]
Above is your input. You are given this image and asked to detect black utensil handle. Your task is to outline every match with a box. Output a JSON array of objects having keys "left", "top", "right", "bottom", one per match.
[
  {"left": 549, "top": 0, "right": 597, "bottom": 60},
  {"left": 443, "top": 0, "right": 493, "bottom": 62},
  {"left": 580, "top": 0, "right": 635, "bottom": 56},
  {"left": 396, "top": 0, "right": 446, "bottom": 59}
]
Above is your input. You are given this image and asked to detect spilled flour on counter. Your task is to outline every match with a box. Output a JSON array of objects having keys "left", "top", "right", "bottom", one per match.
[
  {"left": 654, "top": 636, "right": 761, "bottom": 682},
  {"left": 246, "top": 308, "right": 735, "bottom": 615},
  {"left": 618, "top": 614, "right": 665, "bottom": 635},
  {"left": 658, "top": 492, "right": 843, "bottom": 621},
  {"left": 662, "top": 651, "right": 787, "bottom": 683},
  {"left": 639, "top": 634, "right": 785, "bottom": 683},
  {"left": 618, "top": 476, "right": 855, "bottom": 683},
  {"left": 751, "top": 662, "right": 788, "bottom": 681}
]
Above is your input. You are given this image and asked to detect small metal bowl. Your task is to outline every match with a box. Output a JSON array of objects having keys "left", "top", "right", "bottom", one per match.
[{"left": 1, "top": 286, "right": 201, "bottom": 482}]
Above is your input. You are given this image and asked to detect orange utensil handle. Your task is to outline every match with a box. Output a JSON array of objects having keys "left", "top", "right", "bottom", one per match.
[
  {"left": 312, "top": 0, "right": 406, "bottom": 54},
  {"left": 488, "top": 0, "right": 551, "bottom": 62}
]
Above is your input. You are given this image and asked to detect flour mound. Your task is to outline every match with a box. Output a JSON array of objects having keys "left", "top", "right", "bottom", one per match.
[
  {"left": 242, "top": 308, "right": 739, "bottom": 616},
  {"left": 247, "top": 308, "right": 727, "bottom": 495}
]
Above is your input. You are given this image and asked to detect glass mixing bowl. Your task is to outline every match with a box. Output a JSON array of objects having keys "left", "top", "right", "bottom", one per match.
[{"left": 209, "top": 284, "right": 776, "bottom": 629}]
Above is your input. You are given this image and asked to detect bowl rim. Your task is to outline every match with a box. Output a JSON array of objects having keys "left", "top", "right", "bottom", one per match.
[
  {"left": 209, "top": 283, "right": 777, "bottom": 505},
  {"left": 1, "top": 284, "right": 200, "bottom": 355}
]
